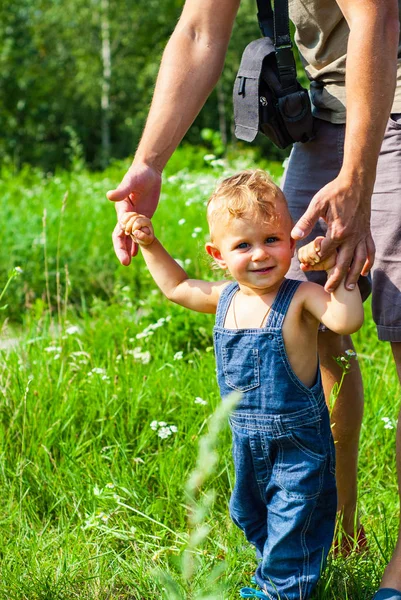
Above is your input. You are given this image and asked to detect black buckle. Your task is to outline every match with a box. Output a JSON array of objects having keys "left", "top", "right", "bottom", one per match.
[{"left": 275, "top": 46, "right": 297, "bottom": 87}]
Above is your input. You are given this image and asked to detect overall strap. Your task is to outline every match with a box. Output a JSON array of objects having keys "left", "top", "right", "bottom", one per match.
[
  {"left": 265, "top": 278, "right": 302, "bottom": 330},
  {"left": 215, "top": 282, "right": 239, "bottom": 327}
]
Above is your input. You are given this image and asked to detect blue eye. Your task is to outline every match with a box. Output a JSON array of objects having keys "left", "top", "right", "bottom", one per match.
[
  {"left": 236, "top": 242, "right": 249, "bottom": 249},
  {"left": 266, "top": 237, "right": 278, "bottom": 244}
]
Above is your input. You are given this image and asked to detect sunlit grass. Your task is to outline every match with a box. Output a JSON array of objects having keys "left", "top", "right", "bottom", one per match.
[{"left": 0, "top": 150, "right": 399, "bottom": 598}]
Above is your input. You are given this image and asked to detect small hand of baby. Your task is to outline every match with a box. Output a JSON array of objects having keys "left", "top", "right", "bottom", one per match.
[
  {"left": 298, "top": 236, "right": 336, "bottom": 272},
  {"left": 119, "top": 212, "right": 154, "bottom": 246}
]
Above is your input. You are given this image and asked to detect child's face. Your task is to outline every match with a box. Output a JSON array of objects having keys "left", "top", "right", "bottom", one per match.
[{"left": 206, "top": 205, "right": 295, "bottom": 293}]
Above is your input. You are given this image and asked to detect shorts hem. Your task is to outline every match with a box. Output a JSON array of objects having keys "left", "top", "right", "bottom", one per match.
[{"left": 377, "top": 325, "right": 401, "bottom": 342}]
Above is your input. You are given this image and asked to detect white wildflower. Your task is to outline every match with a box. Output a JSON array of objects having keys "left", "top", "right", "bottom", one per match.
[
  {"left": 345, "top": 349, "right": 356, "bottom": 357},
  {"left": 14, "top": 266, "right": 23, "bottom": 274},
  {"left": 178, "top": 218, "right": 186, "bottom": 225},
  {"left": 150, "top": 420, "right": 158, "bottom": 431},
  {"left": 194, "top": 227, "right": 202, "bottom": 233},
  {"left": 91, "top": 367, "right": 106, "bottom": 375},
  {"left": 105, "top": 482, "right": 115, "bottom": 489},
  {"left": 136, "top": 331, "right": 151, "bottom": 339},
  {"left": 195, "top": 396, "right": 207, "bottom": 406},
  {"left": 45, "top": 346, "right": 62, "bottom": 353},
  {"left": 127, "top": 347, "right": 151, "bottom": 364},
  {"left": 191, "top": 232, "right": 198, "bottom": 238},
  {"left": 93, "top": 485, "right": 102, "bottom": 496},
  {"left": 158, "top": 421, "right": 167, "bottom": 427},
  {"left": 158, "top": 427, "right": 172, "bottom": 439},
  {"left": 170, "top": 425, "right": 178, "bottom": 433},
  {"left": 184, "top": 259, "right": 192, "bottom": 266},
  {"left": 65, "top": 325, "right": 80, "bottom": 335},
  {"left": 211, "top": 159, "right": 225, "bottom": 168},
  {"left": 173, "top": 351, "right": 183, "bottom": 361}
]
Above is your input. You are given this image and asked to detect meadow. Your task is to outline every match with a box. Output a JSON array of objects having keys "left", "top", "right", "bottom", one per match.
[{"left": 0, "top": 149, "right": 399, "bottom": 599}]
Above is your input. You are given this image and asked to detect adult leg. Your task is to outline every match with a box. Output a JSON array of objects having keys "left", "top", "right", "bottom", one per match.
[
  {"left": 369, "top": 115, "right": 401, "bottom": 595},
  {"left": 318, "top": 330, "right": 364, "bottom": 538},
  {"left": 378, "top": 342, "right": 401, "bottom": 591}
]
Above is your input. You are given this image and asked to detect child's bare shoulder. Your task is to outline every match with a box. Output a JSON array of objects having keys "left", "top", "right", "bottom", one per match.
[{"left": 290, "top": 281, "right": 328, "bottom": 318}]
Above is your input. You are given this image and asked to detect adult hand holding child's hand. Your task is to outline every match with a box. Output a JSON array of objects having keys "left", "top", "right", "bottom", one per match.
[
  {"left": 298, "top": 236, "right": 337, "bottom": 272},
  {"left": 291, "top": 174, "right": 375, "bottom": 292},
  {"left": 119, "top": 212, "right": 154, "bottom": 247},
  {"left": 107, "top": 162, "right": 161, "bottom": 264}
]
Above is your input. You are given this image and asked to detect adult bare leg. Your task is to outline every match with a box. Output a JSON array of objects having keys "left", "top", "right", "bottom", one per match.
[
  {"left": 318, "top": 330, "right": 364, "bottom": 537},
  {"left": 378, "top": 342, "right": 401, "bottom": 591}
]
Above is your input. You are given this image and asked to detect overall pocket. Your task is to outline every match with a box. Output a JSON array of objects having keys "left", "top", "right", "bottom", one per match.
[
  {"left": 277, "top": 421, "right": 326, "bottom": 499},
  {"left": 223, "top": 347, "right": 260, "bottom": 392}
]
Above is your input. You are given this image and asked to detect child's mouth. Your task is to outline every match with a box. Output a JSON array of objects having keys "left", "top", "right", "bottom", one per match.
[{"left": 252, "top": 266, "right": 273, "bottom": 273}]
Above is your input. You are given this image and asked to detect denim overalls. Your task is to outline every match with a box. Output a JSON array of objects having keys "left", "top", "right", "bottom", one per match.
[{"left": 214, "top": 279, "right": 337, "bottom": 600}]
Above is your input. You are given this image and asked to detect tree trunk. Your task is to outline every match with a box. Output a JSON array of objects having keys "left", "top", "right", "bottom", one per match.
[
  {"left": 216, "top": 79, "right": 228, "bottom": 148},
  {"left": 100, "top": 0, "right": 111, "bottom": 168}
]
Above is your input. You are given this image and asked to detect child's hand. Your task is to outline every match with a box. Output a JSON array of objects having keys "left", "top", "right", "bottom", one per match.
[
  {"left": 298, "top": 236, "right": 337, "bottom": 272},
  {"left": 119, "top": 212, "right": 155, "bottom": 246}
]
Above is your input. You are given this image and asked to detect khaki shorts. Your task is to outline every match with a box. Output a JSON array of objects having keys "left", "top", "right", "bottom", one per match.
[{"left": 283, "top": 115, "right": 401, "bottom": 342}]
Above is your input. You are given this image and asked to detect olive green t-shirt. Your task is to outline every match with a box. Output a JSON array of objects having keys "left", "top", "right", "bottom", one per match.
[{"left": 289, "top": 0, "right": 401, "bottom": 123}]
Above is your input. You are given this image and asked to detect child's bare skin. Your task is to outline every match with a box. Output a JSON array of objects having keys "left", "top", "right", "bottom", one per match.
[
  {"left": 298, "top": 236, "right": 337, "bottom": 272},
  {"left": 120, "top": 212, "right": 154, "bottom": 245}
]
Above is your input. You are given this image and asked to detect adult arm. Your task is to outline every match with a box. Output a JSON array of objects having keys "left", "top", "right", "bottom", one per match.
[
  {"left": 107, "top": 0, "right": 240, "bottom": 265},
  {"left": 292, "top": 0, "right": 399, "bottom": 292}
]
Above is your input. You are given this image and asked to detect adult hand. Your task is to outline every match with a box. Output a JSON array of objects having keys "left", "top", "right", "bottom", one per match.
[
  {"left": 291, "top": 174, "right": 375, "bottom": 292},
  {"left": 107, "top": 162, "right": 162, "bottom": 265}
]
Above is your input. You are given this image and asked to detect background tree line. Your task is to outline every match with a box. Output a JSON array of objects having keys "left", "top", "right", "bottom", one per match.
[{"left": 0, "top": 0, "right": 302, "bottom": 172}]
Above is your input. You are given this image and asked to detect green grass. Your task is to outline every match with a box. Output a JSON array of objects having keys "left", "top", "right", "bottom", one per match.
[{"left": 0, "top": 149, "right": 399, "bottom": 599}]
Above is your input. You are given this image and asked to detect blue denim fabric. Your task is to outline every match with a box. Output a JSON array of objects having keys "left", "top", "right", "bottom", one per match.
[{"left": 214, "top": 279, "right": 337, "bottom": 600}]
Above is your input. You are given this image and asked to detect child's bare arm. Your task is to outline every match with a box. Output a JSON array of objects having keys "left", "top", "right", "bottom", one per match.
[
  {"left": 120, "top": 212, "right": 227, "bottom": 313},
  {"left": 298, "top": 237, "right": 364, "bottom": 334}
]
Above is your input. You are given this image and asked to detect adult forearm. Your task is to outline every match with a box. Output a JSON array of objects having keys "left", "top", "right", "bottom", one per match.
[
  {"left": 341, "top": 7, "right": 399, "bottom": 192},
  {"left": 135, "top": 13, "right": 236, "bottom": 173}
]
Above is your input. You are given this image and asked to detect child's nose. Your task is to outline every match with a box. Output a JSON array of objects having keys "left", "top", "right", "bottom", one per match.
[
  {"left": 252, "top": 246, "right": 269, "bottom": 261},
  {"left": 252, "top": 246, "right": 268, "bottom": 261}
]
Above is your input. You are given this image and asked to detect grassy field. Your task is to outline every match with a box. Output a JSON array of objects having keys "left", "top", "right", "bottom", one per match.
[{"left": 0, "top": 149, "right": 399, "bottom": 599}]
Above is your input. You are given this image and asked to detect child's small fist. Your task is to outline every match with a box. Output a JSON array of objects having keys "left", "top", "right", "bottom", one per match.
[
  {"left": 298, "top": 236, "right": 336, "bottom": 272},
  {"left": 120, "top": 212, "right": 154, "bottom": 246}
]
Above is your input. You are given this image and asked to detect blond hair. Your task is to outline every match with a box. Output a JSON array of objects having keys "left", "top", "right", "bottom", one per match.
[{"left": 207, "top": 170, "right": 285, "bottom": 239}]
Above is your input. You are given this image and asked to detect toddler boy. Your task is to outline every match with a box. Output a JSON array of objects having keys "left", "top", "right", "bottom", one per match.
[{"left": 120, "top": 170, "right": 364, "bottom": 600}]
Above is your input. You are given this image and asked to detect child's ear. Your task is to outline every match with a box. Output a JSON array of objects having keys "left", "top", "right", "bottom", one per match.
[{"left": 205, "top": 242, "right": 227, "bottom": 269}]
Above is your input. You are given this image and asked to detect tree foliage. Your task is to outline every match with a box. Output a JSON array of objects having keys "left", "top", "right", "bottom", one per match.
[{"left": 0, "top": 0, "right": 296, "bottom": 170}]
